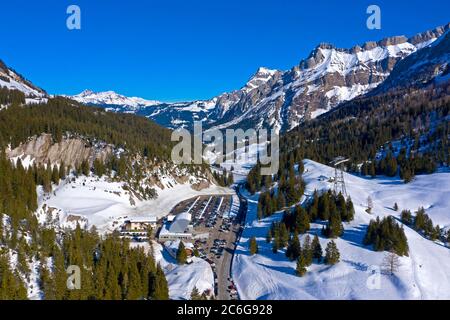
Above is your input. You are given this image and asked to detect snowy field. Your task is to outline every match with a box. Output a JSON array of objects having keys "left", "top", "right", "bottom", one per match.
[
  {"left": 232, "top": 160, "right": 450, "bottom": 300},
  {"left": 39, "top": 175, "right": 233, "bottom": 233},
  {"left": 131, "top": 242, "right": 214, "bottom": 300}
]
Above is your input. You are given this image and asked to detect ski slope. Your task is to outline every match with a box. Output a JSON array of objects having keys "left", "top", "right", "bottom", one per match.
[{"left": 232, "top": 160, "right": 450, "bottom": 300}]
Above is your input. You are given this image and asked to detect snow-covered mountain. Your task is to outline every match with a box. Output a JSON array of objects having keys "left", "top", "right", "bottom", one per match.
[
  {"left": 69, "top": 24, "right": 449, "bottom": 132},
  {"left": 69, "top": 89, "right": 162, "bottom": 110},
  {"left": 0, "top": 59, "right": 47, "bottom": 101},
  {"left": 374, "top": 28, "right": 450, "bottom": 93}
]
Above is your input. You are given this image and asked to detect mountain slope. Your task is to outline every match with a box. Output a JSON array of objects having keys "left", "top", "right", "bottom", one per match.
[
  {"left": 233, "top": 160, "right": 450, "bottom": 300},
  {"left": 374, "top": 28, "right": 450, "bottom": 93},
  {"left": 0, "top": 59, "right": 47, "bottom": 101},
  {"left": 69, "top": 24, "right": 448, "bottom": 132}
]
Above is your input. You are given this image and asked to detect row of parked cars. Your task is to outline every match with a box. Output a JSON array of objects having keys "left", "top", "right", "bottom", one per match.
[
  {"left": 227, "top": 278, "right": 238, "bottom": 300},
  {"left": 210, "top": 238, "right": 227, "bottom": 259},
  {"left": 219, "top": 217, "right": 233, "bottom": 233}
]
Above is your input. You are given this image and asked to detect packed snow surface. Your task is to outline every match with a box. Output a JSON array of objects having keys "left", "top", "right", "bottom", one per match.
[{"left": 40, "top": 175, "right": 233, "bottom": 234}]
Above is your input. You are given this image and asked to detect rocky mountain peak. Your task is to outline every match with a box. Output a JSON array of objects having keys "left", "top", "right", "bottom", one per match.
[
  {"left": 79, "top": 89, "right": 95, "bottom": 96},
  {"left": 61, "top": 24, "right": 450, "bottom": 133},
  {"left": 408, "top": 23, "right": 450, "bottom": 45}
]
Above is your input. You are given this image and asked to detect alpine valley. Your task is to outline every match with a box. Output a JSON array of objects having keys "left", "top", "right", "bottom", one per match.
[{"left": 0, "top": 20, "right": 449, "bottom": 302}]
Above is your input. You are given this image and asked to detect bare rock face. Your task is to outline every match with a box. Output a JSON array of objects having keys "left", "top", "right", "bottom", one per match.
[
  {"left": 206, "top": 25, "right": 449, "bottom": 132},
  {"left": 191, "top": 180, "right": 211, "bottom": 191},
  {"left": 6, "top": 133, "right": 113, "bottom": 167},
  {"left": 374, "top": 27, "right": 450, "bottom": 93}
]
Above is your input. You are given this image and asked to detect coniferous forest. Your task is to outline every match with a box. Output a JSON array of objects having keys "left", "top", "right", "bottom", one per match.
[
  {"left": 0, "top": 88, "right": 175, "bottom": 300},
  {"left": 281, "top": 85, "right": 449, "bottom": 182},
  {"left": 0, "top": 150, "right": 169, "bottom": 300}
]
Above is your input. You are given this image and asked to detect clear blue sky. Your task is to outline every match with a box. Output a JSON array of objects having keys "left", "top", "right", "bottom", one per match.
[{"left": 0, "top": 0, "right": 448, "bottom": 101}]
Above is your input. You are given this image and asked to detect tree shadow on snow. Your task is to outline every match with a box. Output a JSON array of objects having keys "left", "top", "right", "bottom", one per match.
[
  {"left": 340, "top": 224, "right": 371, "bottom": 251},
  {"left": 342, "top": 259, "right": 369, "bottom": 272},
  {"left": 255, "top": 262, "right": 296, "bottom": 276}
]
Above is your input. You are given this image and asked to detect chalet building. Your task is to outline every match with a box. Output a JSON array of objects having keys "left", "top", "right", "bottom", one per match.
[{"left": 124, "top": 216, "right": 157, "bottom": 232}]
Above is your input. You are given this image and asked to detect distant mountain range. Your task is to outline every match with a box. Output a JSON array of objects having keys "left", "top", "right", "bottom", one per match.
[{"left": 1, "top": 23, "right": 449, "bottom": 132}]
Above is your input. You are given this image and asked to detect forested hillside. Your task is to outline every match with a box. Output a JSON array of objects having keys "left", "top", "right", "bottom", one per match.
[
  {"left": 281, "top": 84, "right": 450, "bottom": 181},
  {"left": 0, "top": 91, "right": 173, "bottom": 159},
  {"left": 0, "top": 87, "right": 186, "bottom": 300}
]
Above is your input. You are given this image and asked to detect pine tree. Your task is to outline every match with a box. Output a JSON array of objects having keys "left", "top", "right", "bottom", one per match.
[
  {"left": 308, "top": 190, "right": 319, "bottom": 221},
  {"left": 393, "top": 202, "right": 399, "bottom": 211},
  {"left": 266, "top": 230, "right": 272, "bottom": 243},
  {"left": 272, "top": 237, "right": 279, "bottom": 254},
  {"left": 191, "top": 286, "right": 202, "bottom": 300},
  {"left": 83, "top": 160, "right": 91, "bottom": 176},
  {"left": 286, "top": 232, "right": 301, "bottom": 261},
  {"left": 295, "top": 206, "right": 310, "bottom": 234},
  {"left": 336, "top": 192, "right": 348, "bottom": 221},
  {"left": 401, "top": 209, "right": 412, "bottom": 225},
  {"left": 93, "top": 158, "right": 105, "bottom": 177},
  {"left": 302, "top": 234, "right": 313, "bottom": 266},
  {"left": 324, "top": 240, "right": 340, "bottom": 265},
  {"left": 318, "top": 192, "right": 330, "bottom": 220},
  {"left": 323, "top": 210, "right": 344, "bottom": 239},
  {"left": 257, "top": 202, "right": 263, "bottom": 221},
  {"left": 51, "top": 165, "right": 60, "bottom": 184},
  {"left": 276, "top": 191, "right": 286, "bottom": 210},
  {"left": 249, "top": 236, "right": 258, "bottom": 255},
  {"left": 345, "top": 196, "right": 355, "bottom": 222},
  {"left": 369, "top": 162, "right": 376, "bottom": 178},
  {"left": 151, "top": 264, "right": 169, "bottom": 300},
  {"left": 59, "top": 161, "right": 66, "bottom": 180},
  {"left": 296, "top": 254, "right": 307, "bottom": 277},
  {"left": 176, "top": 241, "right": 187, "bottom": 265},
  {"left": 312, "top": 234, "right": 323, "bottom": 262},
  {"left": 279, "top": 223, "right": 289, "bottom": 248}
]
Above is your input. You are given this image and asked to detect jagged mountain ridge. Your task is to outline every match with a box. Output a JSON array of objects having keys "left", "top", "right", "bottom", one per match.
[
  {"left": 373, "top": 28, "right": 450, "bottom": 93},
  {"left": 69, "top": 24, "right": 449, "bottom": 132}
]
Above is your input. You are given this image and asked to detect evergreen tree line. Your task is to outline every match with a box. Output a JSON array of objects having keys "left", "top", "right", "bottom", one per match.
[
  {"left": 0, "top": 95, "right": 173, "bottom": 160},
  {"left": 281, "top": 190, "right": 355, "bottom": 240},
  {"left": 0, "top": 152, "right": 39, "bottom": 251},
  {"left": 212, "top": 169, "right": 234, "bottom": 187},
  {"left": 401, "top": 207, "right": 444, "bottom": 242},
  {"left": 264, "top": 224, "right": 340, "bottom": 277},
  {"left": 0, "top": 252, "right": 28, "bottom": 299},
  {"left": 1, "top": 222, "right": 170, "bottom": 300},
  {"left": 255, "top": 156, "right": 306, "bottom": 219},
  {"left": 361, "top": 149, "right": 437, "bottom": 183},
  {"left": 0, "top": 147, "right": 170, "bottom": 300},
  {"left": 363, "top": 216, "right": 409, "bottom": 256},
  {"left": 0, "top": 86, "right": 26, "bottom": 106},
  {"left": 247, "top": 154, "right": 305, "bottom": 196},
  {"left": 281, "top": 85, "right": 449, "bottom": 178}
]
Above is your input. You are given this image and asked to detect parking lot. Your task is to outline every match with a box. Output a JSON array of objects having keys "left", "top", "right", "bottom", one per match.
[{"left": 166, "top": 194, "right": 240, "bottom": 299}]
